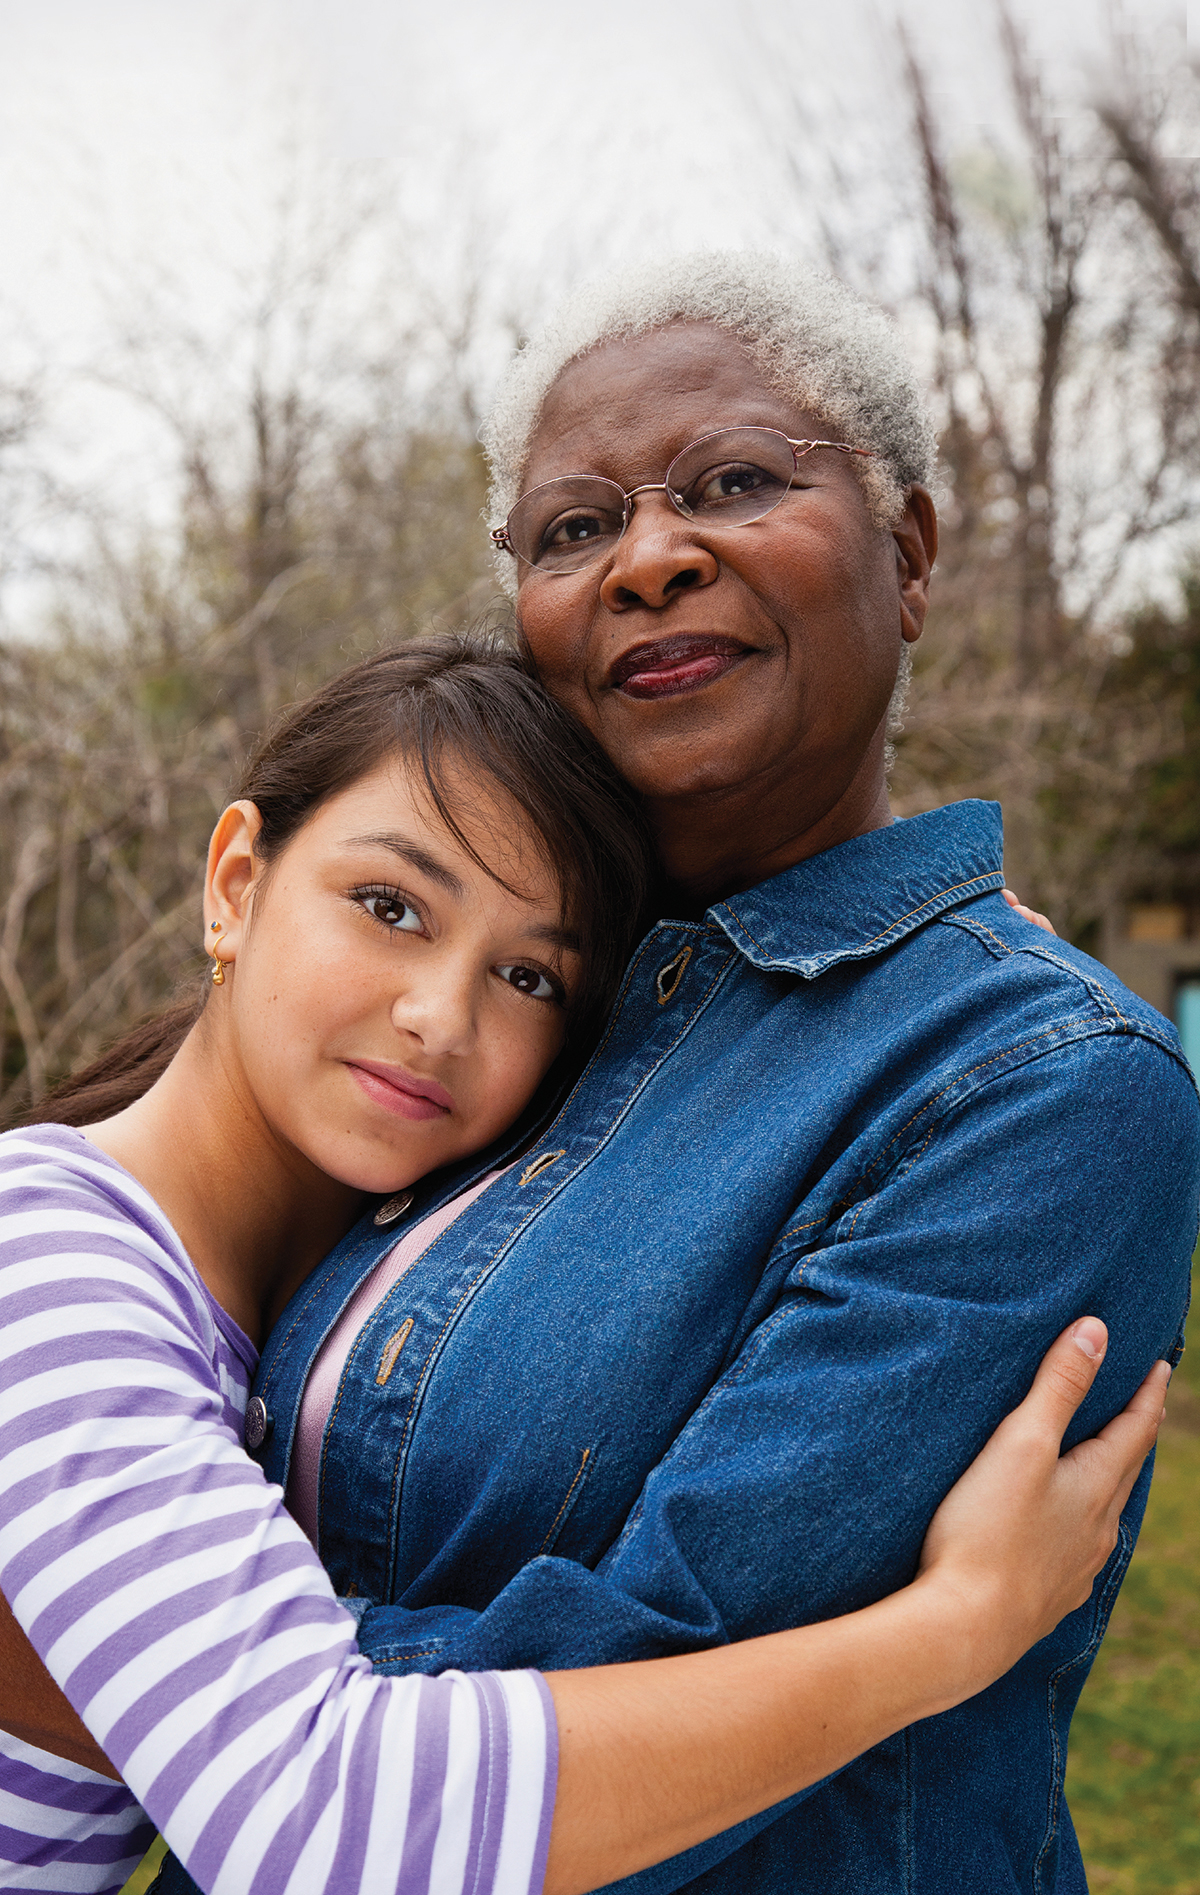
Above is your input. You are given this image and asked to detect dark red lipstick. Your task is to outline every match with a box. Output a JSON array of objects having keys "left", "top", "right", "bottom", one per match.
[{"left": 608, "top": 635, "right": 751, "bottom": 699}]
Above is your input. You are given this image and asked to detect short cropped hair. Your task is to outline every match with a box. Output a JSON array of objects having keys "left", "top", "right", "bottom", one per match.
[{"left": 482, "top": 250, "right": 937, "bottom": 591}]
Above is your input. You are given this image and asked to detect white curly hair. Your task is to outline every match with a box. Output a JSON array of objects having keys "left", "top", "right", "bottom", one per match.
[{"left": 482, "top": 249, "right": 937, "bottom": 597}]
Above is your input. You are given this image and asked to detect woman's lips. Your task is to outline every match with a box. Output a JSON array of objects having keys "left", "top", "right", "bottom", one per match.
[
  {"left": 608, "top": 636, "right": 751, "bottom": 700},
  {"left": 347, "top": 1061, "right": 453, "bottom": 1122}
]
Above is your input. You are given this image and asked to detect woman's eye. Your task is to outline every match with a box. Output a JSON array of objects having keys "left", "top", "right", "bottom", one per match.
[
  {"left": 690, "top": 462, "right": 775, "bottom": 507},
  {"left": 358, "top": 891, "right": 423, "bottom": 932},
  {"left": 543, "top": 509, "right": 619, "bottom": 551},
  {"left": 495, "top": 963, "right": 560, "bottom": 1002}
]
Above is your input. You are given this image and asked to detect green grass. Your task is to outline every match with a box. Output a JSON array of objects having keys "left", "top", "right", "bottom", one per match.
[
  {"left": 1067, "top": 1273, "right": 1200, "bottom": 1893},
  {"left": 119, "top": 1833, "right": 166, "bottom": 1894}
]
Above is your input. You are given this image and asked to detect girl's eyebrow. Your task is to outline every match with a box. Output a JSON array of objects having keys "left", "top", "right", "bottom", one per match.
[
  {"left": 345, "top": 832, "right": 579, "bottom": 952},
  {"left": 343, "top": 833, "right": 465, "bottom": 898},
  {"left": 529, "top": 921, "right": 582, "bottom": 953}
]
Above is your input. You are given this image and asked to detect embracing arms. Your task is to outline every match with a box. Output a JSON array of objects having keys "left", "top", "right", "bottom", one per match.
[{"left": 0, "top": 1322, "right": 1168, "bottom": 1895}]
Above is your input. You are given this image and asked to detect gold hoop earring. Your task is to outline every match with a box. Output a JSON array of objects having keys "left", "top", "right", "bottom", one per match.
[{"left": 209, "top": 921, "right": 228, "bottom": 986}]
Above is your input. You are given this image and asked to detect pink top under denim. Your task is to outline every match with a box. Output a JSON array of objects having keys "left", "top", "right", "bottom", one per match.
[{"left": 287, "top": 1168, "right": 507, "bottom": 1544}]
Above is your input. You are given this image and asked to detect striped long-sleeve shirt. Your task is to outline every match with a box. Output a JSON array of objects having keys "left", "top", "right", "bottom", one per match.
[{"left": 0, "top": 1126, "right": 557, "bottom": 1895}]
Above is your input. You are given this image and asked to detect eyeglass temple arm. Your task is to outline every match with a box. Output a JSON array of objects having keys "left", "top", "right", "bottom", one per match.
[{"left": 788, "top": 438, "right": 876, "bottom": 459}]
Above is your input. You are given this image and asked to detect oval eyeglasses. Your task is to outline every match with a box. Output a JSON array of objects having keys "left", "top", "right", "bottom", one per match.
[{"left": 491, "top": 426, "right": 876, "bottom": 576}]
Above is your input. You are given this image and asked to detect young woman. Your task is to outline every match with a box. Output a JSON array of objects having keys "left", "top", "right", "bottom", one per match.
[{"left": 0, "top": 637, "right": 1167, "bottom": 1895}]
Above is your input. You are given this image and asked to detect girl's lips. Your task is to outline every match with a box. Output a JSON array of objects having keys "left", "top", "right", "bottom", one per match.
[
  {"left": 609, "top": 637, "right": 751, "bottom": 700},
  {"left": 348, "top": 1061, "right": 453, "bottom": 1123}
]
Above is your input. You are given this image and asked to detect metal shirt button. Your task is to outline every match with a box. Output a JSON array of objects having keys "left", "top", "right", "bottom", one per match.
[
  {"left": 374, "top": 1190, "right": 414, "bottom": 1228},
  {"left": 244, "top": 1396, "right": 272, "bottom": 1453}
]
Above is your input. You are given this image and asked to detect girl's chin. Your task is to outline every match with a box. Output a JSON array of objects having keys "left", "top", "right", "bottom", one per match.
[{"left": 323, "top": 1131, "right": 460, "bottom": 1201}]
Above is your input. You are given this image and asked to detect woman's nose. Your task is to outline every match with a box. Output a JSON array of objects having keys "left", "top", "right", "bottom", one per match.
[{"left": 598, "top": 497, "right": 720, "bottom": 612}]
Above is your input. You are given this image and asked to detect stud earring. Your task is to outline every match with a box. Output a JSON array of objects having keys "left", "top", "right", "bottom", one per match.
[{"left": 209, "top": 921, "right": 228, "bottom": 986}]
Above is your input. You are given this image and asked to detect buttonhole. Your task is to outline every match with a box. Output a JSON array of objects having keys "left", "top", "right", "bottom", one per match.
[
  {"left": 655, "top": 947, "right": 692, "bottom": 1005},
  {"left": 376, "top": 1318, "right": 414, "bottom": 1386},
  {"left": 519, "top": 1149, "right": 565, "bottom": 1187}
]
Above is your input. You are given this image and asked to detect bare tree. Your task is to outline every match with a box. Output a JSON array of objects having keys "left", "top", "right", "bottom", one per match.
[
  {"left": 884, "top": 11, "right": 1200, "bottom": 938},
  {"left": 0, "top": 195, "right": 507, "bottom": 1123}
]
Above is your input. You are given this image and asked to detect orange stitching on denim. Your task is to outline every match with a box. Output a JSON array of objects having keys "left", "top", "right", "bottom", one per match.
[
  {"left": 948, "top": 911, "right": 1133, "bottom": 1029},
  {"left": 1035, "top": 941, "right": 1131, "bottom": 1026},
  {"left": 260, "top": 1230, "right": 382, "bottom": 1398},
  {"left": 523, "top": 947, "right": 736, "bottom": 1154},
  {"left": 834, "top": 1014, "right": 1141, "bottom": 1232},
  {"left": 722, "top": 873, "right": 999, "bottom": 962},
  {"left": 319, "top": 1200, "right": 477, "bottom": 1501},
  {"left": 952, "top": 917, "right": 1012, "bottom": 955},
  {"left": 539, "top": 1447, "right": 591, "bottom": 1554},
  {"left": 778, "top": 1215, "right": 825, "bottom": 1242},
  {"left": 850, "top": 1026, "right": 1064, "bottom": 1187}
]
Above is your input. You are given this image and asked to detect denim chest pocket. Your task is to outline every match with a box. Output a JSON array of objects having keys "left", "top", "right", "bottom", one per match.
[{"left": 537, "top": 1440, "right": 601, "bottom": 1558}]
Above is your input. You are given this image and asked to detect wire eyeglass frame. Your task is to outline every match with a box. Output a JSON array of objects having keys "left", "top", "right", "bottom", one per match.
[{"left": 492, "top": 427, "right": 876, "bottom": 576}]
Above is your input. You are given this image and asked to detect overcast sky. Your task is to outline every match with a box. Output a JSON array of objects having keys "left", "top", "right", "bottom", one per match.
[
  {"left": 0, "top": 0, "right": 1187, "bottom": 622},
  {"left": 1, "top": 0, "right": 1185, "bottom": 350}
]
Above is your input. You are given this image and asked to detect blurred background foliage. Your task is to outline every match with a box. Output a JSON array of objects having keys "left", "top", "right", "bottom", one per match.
[{"left": 4, "top": 14, "right": 1200, "bottom": 1119}]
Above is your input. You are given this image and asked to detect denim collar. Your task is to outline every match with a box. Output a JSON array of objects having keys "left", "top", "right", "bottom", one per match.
[{"left": 709, "top": 799, "right": 1004, "bottom": 979}]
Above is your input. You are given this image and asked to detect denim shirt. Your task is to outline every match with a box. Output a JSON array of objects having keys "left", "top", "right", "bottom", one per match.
[{"left": 204, "top": 801, "right": 1195, "bottom": 1895}]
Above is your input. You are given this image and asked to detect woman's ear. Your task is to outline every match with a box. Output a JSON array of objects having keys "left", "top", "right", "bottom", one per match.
[
  {"left": 893, "top": 486, "right": 938, "bottom": 646},
  {"left": 203, "top": 802, "right": 264, "bottom": 968}
]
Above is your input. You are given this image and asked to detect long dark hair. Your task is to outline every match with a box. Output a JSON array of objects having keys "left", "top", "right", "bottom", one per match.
[{"left": 35, "top": 634, "right": 654, "bottom": 1128}]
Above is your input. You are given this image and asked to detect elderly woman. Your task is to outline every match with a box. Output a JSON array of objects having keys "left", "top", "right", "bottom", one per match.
[
  {"left": 227, "top": 255, "right": 1196, "bottom": 1893},
  {"left": 54, "top": 254, "right": 1200, "bottom": 1893}
]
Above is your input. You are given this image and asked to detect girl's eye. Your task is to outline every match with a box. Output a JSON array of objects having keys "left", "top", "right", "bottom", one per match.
[
  {"left": 357, "top": 890, "right": 424, "bottom": 932},
  {"left": 495, "top": 963, "right": 560, "bottom": 1003}
]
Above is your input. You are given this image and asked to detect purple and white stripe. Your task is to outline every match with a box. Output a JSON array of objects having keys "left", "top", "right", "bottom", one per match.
[{"left": 0, "top": 1127, "right": 557, "bottom": 1895}]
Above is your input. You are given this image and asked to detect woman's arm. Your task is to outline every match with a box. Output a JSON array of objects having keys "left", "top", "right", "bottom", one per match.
[
  {"left": 0, "top": 1593, "right": 113, "bottom": 1775},
  {"left": 1, "top": 1316, "right": 1165, "bottom": 1894},
  {"left": 542, "top": 1319, "right": 1166, "bottom": 1895}
]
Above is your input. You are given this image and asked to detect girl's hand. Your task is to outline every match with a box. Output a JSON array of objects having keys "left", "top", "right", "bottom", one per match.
[
  {"left": 1002, "top": 888, "right": 1055, "bottom": 934},
  {"left": 916, "top": 1318, "right": 1169, "bottom": 1690}
]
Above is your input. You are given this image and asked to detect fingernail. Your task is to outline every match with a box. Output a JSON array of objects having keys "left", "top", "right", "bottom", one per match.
[{"left": 1071, "top": 1317, "right": 1107, "bottom": 1360}]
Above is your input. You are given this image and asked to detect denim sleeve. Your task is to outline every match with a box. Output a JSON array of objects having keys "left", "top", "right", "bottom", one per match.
[{"left": 352, "top": 1031, "right": 1198, "bottom": 1888}]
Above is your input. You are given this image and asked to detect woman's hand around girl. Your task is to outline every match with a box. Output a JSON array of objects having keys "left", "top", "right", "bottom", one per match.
[{"left": 1001, "top": 887, "right": 1056, "bottom": 933}]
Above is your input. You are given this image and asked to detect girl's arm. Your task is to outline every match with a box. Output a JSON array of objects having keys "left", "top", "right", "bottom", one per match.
[{"left": 1, "top": 1316, "right": 1165, "bottom": 1894}]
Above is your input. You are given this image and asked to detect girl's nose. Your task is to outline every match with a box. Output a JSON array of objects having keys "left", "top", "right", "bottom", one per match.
[{"left": 389, "top": 959, "right": 476, "bottom": 1059}]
